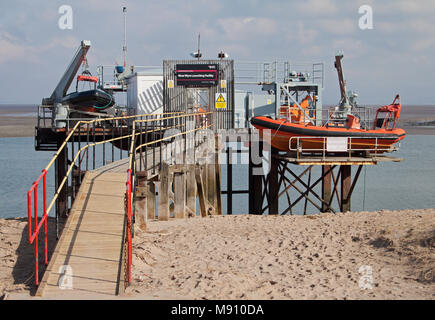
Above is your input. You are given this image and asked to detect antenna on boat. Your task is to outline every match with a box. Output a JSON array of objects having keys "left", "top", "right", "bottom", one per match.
[
  {"left": 190, "top": 33, "right": 202, "bottom": 60},
  {"left": 122, "top": 6, "right": 127, "bottom": 68},
  {"left": 197, "top": 33, "right": 200, "bottom": 60}
]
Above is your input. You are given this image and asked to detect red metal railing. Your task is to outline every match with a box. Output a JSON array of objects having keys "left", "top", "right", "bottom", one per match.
[
  {"left": 125, "top": 169, "right": 133, "bottom": 284},
  {"left": 27, "top": 169, "right": 48, "bottom": 285}
]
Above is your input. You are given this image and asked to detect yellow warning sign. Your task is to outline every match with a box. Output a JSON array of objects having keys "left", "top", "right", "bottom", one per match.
[
  {"left": 215, "top": 93, "right": 227, "bottom": 109},
  {"left": 168, "top": 79, "right": 174, "bottom": 88}
]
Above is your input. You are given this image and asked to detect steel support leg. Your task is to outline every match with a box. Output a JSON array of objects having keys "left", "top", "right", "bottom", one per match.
[
  {"left": 340, "top": 165, "right": 351, "bottom": 212},
  {"left": 322, "top": 165, "right": 332, "bottom": 213}
]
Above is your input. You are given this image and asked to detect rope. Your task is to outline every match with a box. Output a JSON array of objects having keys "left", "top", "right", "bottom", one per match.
[{"left": 93, "top": 90, "right": 113, "bottom": 109}]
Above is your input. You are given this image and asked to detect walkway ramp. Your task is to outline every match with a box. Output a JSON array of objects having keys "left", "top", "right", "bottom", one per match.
[{"left": 37, "top": 170, "right": 126, "bottom": 298}]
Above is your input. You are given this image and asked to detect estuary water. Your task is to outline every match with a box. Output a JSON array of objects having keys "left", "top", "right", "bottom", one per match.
[{"left": 0, "top": 135, "right": 434, "bottom": 218}]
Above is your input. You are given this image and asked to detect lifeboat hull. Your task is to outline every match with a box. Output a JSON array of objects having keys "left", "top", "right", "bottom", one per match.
[
  {"left": 62, "top": 89, "right": 115, "bottom": 112},
  {"left": 251, "top": 116, "right": 406, "bottom": 153}
]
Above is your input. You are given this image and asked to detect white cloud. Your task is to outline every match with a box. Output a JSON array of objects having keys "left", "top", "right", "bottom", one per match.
[
  {"left": 297, "top": 22, "right": 318, "bottom": 44},
  {"left": 395, "top": 0, "right": 435, "bottom": 14},
  {"left": 0, "top": 0, "right": 434, "bottom": 104},
  {"left": 377, "top": 21, "right": 401, "bottom": 34},
  {"left": 217, "top": 17, "right": 278, "bottom": 40},
  {"left": 296, "top": 0, "right": 338, "bottom": 15},
  {"left": 412, "top": 38, "right": 435, "bottom": 51},
  {"left": 318, "top": 18, "right": 356, "bottom": 35},
  {"left": 373, "top": 0, "right": 435, "bottom": 15},
  {"left": 301, "top": 45, "right": 323, "bottom": 57},
  {"left": 0, "top": 27, "right": 79, "bottom": 64},
  {"left": 0, "top": 29, "right": 36, "bottom": 63},
  {"left": 409, "top": 20, "right": 435, "bottom": 33},
  {"left": 331, "top": 38, "right": 367, "bottom": 58}
]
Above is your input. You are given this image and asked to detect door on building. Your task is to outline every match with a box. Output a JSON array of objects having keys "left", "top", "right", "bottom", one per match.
[{"left": 186, "top": 88, "right": 212, "bottom": 113}]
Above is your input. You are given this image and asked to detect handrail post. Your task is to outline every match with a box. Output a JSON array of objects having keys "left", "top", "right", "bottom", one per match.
[
  {"left": 86, "top": 123, "right": 89, "bottom": 170},
  {"left": 27, "top": 190, "right": 32, "bottom": 242},
  {"left": 93, "top": 122, "right": 96, "bottom": 170},
  {"left": 43, "top": 170, "right": 48, "bottom": 266},
  {"left": 103, "top": 122, "right": 106, "bottom": 166},
  {"left": 78, "top": 125, "right": 81, "bottom": 185},
  {"left": 126, "top": 169, "right": 132, "bottom": 284},
  {"left": 34, "top": 184, "right": 38, "bottom": 285},
  {"left": 323, "top": 137, "right": 326, "bottom": 160}
]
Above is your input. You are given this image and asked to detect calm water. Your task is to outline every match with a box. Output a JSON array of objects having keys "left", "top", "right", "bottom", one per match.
[
  {"left": 0, "top": 137, "right": 54, "bottom": 218},
  {"left": 0, "top": 135, "right": 434, "bottom": 218},
  {"left": 219, "top": 134, "right": 435, "bottom": 214}
]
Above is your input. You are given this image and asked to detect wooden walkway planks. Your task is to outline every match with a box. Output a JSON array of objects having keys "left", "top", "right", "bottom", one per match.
[{"left": 36, "top": 171, "right": 126, "bottom": 298}]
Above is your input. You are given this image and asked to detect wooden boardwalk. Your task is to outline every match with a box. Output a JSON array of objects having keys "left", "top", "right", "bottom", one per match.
[{"left": 36, "top": 170, "right": 127, "bottom": 298}]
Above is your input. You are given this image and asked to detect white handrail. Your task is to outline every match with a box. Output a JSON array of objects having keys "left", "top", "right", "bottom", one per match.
[{"left": 288, "top": 135, "right": 397, "bottom": 159}]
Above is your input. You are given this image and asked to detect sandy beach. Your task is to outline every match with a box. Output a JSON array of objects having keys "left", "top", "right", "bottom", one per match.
[
  {"left": 1, "top": 210, "right": 433, "bottom": 300},
  {"left": 0, "top": 217, "right": 58, "bottom": 298}
]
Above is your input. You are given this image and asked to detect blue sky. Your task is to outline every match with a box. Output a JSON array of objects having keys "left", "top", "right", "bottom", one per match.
[{"left": 0, "top": 0, "right": 434, "bottom": 105}]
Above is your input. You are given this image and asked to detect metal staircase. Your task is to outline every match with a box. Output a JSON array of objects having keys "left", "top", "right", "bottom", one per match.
[{"left": 35, "top": 105, "right": 59, "bottom": 151}]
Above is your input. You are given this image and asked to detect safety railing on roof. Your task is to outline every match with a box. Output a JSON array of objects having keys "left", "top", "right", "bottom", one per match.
[
  {"left": 234, "top": 61, "right": 324, "bottom": 86},
  {"left": 96, "top": 65, "right": 162, "bottom": 91}
]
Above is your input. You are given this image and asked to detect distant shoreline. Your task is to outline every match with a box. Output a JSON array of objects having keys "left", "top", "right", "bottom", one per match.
[
  {"left": 1, "top": 119, "right": 435, "bottom": 138},
  {"left": 1, "top": 104, "right": 435, "bottom": 138},
  {"left": 0, "top": 117, "right": 36, "bottom": 138}
]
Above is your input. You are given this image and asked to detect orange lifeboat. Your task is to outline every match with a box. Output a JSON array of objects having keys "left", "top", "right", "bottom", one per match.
[{"left": 251, "top": 95, "right": 406, "bottom": 154}]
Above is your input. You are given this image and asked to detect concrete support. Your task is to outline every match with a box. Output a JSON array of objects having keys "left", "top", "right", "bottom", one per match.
[
  {"left": 174, "top": 171, "right": 186, "bottom": 219},
  {"left": 135, "top": 171, "right": 147, "bottom": 230},
  {"left": 195, "top": 165, "right": 209, "bottom": 217},
  {"left": 185, "top": 165, "right": 196, "bottom": 217},
  {"left": 158, "top": 162, "right": 170, "bottom": 221},
  {"left": 147, "top": 181, "right": 156, "bottom": 220},
  {"left": 206, "top": 163, "right": 216, "bottom": 213}
]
